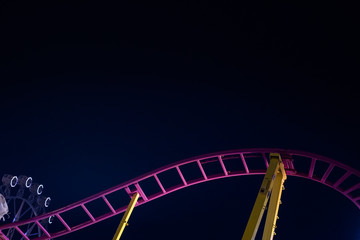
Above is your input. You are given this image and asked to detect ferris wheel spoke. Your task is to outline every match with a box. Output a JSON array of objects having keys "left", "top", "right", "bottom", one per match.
[
  {"left": 18, "top": 206, "right": 33, "bottom": 220},
  {"left": 37, "top": 225, "right": 41, "bottom": 238},
  {"left": 6, "top": 228, "right": 15, "bottom": 239},
  {"left": 13, "top": 200, "right": 25, "bottom": 223},
  {"left": 13, "top": 199, "right": 16, "bottom": 219},
  {"left": 22, "top": 222, "right": 37, "bottom": 240},
  {"left": 20, "top": 213, "right": 40, "bottom": 240},
  {"left": 26, "top": 220, "right": 35, "bottom": 234},
  {"left": 28, "top": 232, "right": 40, "bottom": 237}
]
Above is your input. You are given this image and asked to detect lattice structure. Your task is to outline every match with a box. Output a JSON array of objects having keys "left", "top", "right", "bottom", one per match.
[
  {"left": 0, "top": 149, "right": 359, "bottom": 240},
  {"left": 0, "top": 175, "right": 51, "bottom": 240}
]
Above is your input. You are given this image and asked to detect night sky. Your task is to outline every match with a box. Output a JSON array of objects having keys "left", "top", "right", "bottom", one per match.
[{"left": 1, "top": 0, "right": 360, "bottom": 239}]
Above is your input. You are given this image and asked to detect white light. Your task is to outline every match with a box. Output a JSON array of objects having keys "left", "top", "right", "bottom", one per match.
[
  {"left": 10, "top": 176, "right": 18, "bottom": 187},
  {"left": 44, "top": 197, "right": 51, "bottom": 207},
  {"left": 25, "top": 177, "right": 33, "bottom": 188},
  {"left": 48, "top": 215, "right": 54, "bottom": 224},
  {"left": 37, "top": 184, "right": 44, "bottom": 195}
]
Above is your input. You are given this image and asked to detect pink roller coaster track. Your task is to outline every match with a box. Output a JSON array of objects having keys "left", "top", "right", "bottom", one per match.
[{"left": 1, "top": 149, "right": 360, "bottom": 240}]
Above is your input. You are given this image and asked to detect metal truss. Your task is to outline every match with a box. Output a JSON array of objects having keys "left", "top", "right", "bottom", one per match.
[{"left": 0, "top": 149, "right": 359, "bottom": 240}]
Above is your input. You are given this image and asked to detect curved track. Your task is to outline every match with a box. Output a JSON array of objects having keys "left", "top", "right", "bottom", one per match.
[{"left": 1, "top": 149, "right": 359, "bottom": 240}]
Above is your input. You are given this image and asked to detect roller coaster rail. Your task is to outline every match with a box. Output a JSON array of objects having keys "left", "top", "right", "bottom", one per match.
[{"left": 0, "top": 148, "right": 359, "bottom": 240}]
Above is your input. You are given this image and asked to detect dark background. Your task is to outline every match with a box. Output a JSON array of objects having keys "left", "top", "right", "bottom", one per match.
[{"left": 1, "top": 0, "right": 359, "bottom": 239}]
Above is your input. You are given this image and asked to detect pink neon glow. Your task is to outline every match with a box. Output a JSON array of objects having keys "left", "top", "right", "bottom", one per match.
[{"left": 0, "top": 148, "right": 359, "bottom": 240}]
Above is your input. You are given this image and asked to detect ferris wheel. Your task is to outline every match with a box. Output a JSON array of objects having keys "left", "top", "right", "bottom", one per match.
[{"left": 0, "top": 175, "right": 52, "bottom": 240}]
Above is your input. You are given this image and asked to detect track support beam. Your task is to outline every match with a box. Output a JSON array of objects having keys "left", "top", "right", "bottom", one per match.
[
  {"left": 241, "top": 153, "right": 287, "bottom": 240},
  {"left": 112, "top": 192, "right": 139, "bottom": 240}
]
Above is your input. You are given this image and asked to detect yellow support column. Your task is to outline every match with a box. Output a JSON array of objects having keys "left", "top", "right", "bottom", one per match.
[
  {"left": 112, "top": 192, "right": 139, "bottom": 240},
  {"left": 241, "top": 154, "right": 281, "bottom": 240},
  {"left": 262, "top": 162, "right": 286, "bottom": 240}
]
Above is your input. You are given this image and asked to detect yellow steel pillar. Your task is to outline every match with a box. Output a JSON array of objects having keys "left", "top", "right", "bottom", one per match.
[
  {"left": 112, "top": 192, "right": 139, "bottom": 240},
  {"left": 262, "top": 162, "right": 286, "bottom": 240},
  {"left": 241, "top": 153, "right": 286, "bottom": 240}
]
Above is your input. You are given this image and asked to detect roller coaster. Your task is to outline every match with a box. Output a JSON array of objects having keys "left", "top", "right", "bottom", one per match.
[{"left": 1, "top": 148, "right": 359, "bottom": 239}]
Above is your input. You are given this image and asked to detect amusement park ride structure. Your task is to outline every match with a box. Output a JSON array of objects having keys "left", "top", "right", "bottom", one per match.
[
  {"left": 0, "top": 175, "right": 51, "bottom": 240},
  {"left": 0, "top": 148, "right": 360, "bottom": 240}
]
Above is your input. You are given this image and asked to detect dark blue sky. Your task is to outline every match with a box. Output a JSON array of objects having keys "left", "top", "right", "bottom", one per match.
[{"left": 1, "top": 0, "right": 359, "bottom": 239}]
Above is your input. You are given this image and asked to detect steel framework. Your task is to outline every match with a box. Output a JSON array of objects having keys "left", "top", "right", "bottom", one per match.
[
  {"left": 112, "top": 192, "right": 139, "bottom": 240},
  {"left": 0, "top": 176, "right": 51, "bottom": 240},
  {"left": 0, "top": 149, "right": 359, "bottom": 240},
  {"left": 242, "top": 153, "right": 287, "bottom": 240}
]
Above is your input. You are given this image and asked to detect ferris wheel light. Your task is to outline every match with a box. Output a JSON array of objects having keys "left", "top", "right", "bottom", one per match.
[
  {"left": 18, "top": 176, "right": 33, "bottom": 188},
  {"left": 10, "top": 176, "right": 18, "bottom": 187},
  {"left": 48, "top": 215, "right": 54, "bottom": 224},
  {"left": 37, "top": 196, "right": 51, "bottom": 207},
  {"left": 44, "top": 197, "right": 51, "bottom": 207},
  {"left": 37, "top": 184, "right": 44, "bottom": 195},
  {"left": 30, "top": 183, "right": 44, "bottom": 195},
  {"left": 26, "top": 177, "right": 33, "bottom": 188},
  {"left": 2, "top": 174, "right": 18, "bottom": 187}
]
